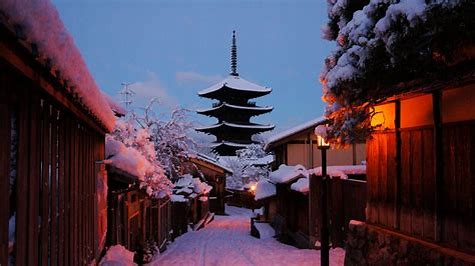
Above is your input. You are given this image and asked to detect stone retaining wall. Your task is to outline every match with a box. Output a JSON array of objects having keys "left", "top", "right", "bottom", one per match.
[{"left": 345, "top": 220, "right": 475, "bottom": 265}]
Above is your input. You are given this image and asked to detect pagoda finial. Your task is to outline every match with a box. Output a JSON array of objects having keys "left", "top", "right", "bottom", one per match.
[{"left": 230, "top": 30, "right": 238, "bottom": 76}]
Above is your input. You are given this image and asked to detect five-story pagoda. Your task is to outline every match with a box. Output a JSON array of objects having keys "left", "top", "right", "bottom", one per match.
[{"left": 196, "top": 31, "right": 274, "bottom": 156}]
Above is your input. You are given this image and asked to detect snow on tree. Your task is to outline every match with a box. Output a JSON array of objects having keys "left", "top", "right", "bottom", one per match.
[
  {"left": 223, "top": 144, "right": 271, "bottom": 190},
  {"left": 135, "top": 99, "right": 197, "bottom": 181},
  {"left": 107, "top": 115, "right": 172, "bottom": 198},
  {"left": 320, "top": 0, "right": 474, "bottom": 144}
]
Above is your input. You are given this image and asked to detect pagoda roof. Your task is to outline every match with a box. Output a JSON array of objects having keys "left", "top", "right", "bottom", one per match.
[
  {"left": 195, "top": 121, "right": 275, "bottom": 133},
  {"left": 210, "top": 141, "right": 251, "bottom": 149},
  {"left": 198, "top": 75, "right": 272, "bottom": 99},
  {"left": 197, "top": 102, "right": 273, "bottom": 116}
]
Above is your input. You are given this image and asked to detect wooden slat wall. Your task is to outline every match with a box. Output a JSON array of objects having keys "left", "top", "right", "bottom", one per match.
[
  {"left": 443, "top": 124, "right": 475, "bottom": 253},
  {"left": 366, "top": 133, "right": 397, "bottom": 228},
  {"left": 0, "top": 73, "right": 105, "bottom": 265},
  {"left": 367, "top": 123, "right": 474, "bottom": 253},
  {"left": 0, "top": 78, "right": 11, "bottom": 265}
]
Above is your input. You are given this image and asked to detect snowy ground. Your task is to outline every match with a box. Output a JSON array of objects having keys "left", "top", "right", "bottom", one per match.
[{"left": 149, "top": 206, "right": 345, "bottom": 266}]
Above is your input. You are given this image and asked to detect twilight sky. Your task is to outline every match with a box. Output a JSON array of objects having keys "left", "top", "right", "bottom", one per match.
[{"left": 52, "top": 0, "right": 334, "bottom": 139}]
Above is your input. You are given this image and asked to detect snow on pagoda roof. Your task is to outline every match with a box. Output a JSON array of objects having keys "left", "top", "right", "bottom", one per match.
[
  {"left": 265, "top": 116, "right": 326, "bottom": 150},
  {"left": 198, "top": 75, "right": 272, "bottom": 96},
  {"left": 196, "top": 102, "right": 273, "bottom": 113},
  {"left": 196, "top": 122, "right": 275, "bottom": 131},
  {"left": 210, "top": 141, "right": 250, "bottom": 148}
]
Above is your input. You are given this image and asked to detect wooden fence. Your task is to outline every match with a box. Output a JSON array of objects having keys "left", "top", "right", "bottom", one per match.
[
  {"left": 107, "top": 177, "right": 171, "bottom": 254},
  {"left": 0, "top": 66, "right": 105, "bottom": 265},
  {"left": 310, "top": 176, "right": 367, "bottom": 248},
  {"left": 367, "top": 123, "right": 475, "bottom": 254}
]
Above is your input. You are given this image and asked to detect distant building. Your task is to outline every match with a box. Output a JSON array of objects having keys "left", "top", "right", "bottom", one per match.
[
  {"left": 196, "top": 31, "right": 274, "bottom": 156},
  {"left": 265, "top": 117, "right": 366, "bottom": 169}
]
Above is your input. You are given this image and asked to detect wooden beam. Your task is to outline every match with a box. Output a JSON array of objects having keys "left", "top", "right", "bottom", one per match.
[
  {"left": 395, "top": 100, "right": 401, "bottom": 230},
  {"left": 432, "top": 90, "right": 443, "bottom": 241}
]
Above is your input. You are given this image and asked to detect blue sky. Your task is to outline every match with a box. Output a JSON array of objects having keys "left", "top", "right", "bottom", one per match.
[{"left": 52, "top": 0, "right": 334, "bottom": 138}]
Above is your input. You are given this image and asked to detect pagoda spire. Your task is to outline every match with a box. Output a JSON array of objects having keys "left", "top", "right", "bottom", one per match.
[{"left": 230, "top": 30, "right": 238, "bottom": 76}]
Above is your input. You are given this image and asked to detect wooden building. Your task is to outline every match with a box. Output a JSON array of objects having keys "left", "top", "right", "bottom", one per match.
[
  {"left": 188, "top": 153, "right": 232, "bottom": 214},
  {"left": 345, "top": 58, "right": 475, "bottom": 264},
  {"left": 0, "top": 11, "right": 113, "bottom": 265},
  {"left": 265, "top": 117, "right": 366, "bottom": 169},
  {"left": 170, "top": 174, "right": 213, "bottom": 238},
  {"left": 106, "top": 166, "right": 171, "bottom": 259}
]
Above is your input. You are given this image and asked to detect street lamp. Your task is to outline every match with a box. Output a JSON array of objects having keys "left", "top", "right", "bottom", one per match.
[{"left": 315, "top": 125, "right": 330, "bottom": 266}]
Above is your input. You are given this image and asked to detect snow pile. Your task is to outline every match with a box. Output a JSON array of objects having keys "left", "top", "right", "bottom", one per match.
[
  {"left": 99, "top": 245, "right": 136, "bottom": 266},
  {"left": 290, "top": 165, "right": 366, "bottom": 193},
  {"left": 254, "top": 179, "right": 276, "bottom": 201},
  {"left": 254, "top": 222, "right": 275, "bottom": 240},
  {"left": 290, "top": 177, "right": 309, "bottom": 193},
  {"left": 0, "top": 0, "right": 115, "bottom": 131},
  {"left": 269, "top": 164, "right": 308, "bottom": 184},
  {"left": 311, "top": 165, "right": 366, "bottom": 179}
]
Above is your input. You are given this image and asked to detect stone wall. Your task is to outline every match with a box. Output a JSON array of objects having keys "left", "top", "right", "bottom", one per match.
[{"left": 345, "top": 221, "right": 475, "bottom": 265}]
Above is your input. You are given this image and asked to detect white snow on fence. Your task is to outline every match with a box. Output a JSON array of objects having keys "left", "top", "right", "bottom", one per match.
[
  {"left": 254, "top": 179, "right": 276, "bottom": 201},
  {"left": 269, "top": 164, "right": 308, "bottom": 184}
]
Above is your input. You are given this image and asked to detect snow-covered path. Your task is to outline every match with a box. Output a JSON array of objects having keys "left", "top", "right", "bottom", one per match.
[{"left": 149, "top": 206, "right": 345, "bottom": 266}]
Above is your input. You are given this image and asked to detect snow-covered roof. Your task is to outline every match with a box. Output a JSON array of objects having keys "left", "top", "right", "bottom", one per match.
[
  {"left": 269, "top": 164, "right": 308, "bottom": 184},
  {"left": 197, "top": 102, "right": 273, "bottom": 113},
  {"left": 254, "top": 179, "right": 276, "bottom": 201},
  {"left": 198, "top": 75, "right": 272, "bottom": 96},
  {"left": 0, "top": 0, "right": 116, "bottom": 131},
  {"left": 196, "top": 122, "right": 275, "bottom": 131},
  {"left": 173, "top": 174, "right": 213, "bottom": 195},
  {"left": 265, "top": 117, "right": 326, "bottom": 150},
  {"left": 102, "top": 92, "right": 126, "bottom": 117},
  {"left": 189, "top": 153, "right": 233, "bottom": 174}
]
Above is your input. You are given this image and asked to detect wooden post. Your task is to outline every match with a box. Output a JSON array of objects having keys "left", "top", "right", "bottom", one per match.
[
  {"left": 321, "top": 148, "right": 329, "bottom": 266},
  {"left": 432, "top": 90, "right": 443, "bottom": 241},
  {"left": 308, "top": 174, "right": 318, "bottom": 248},
  {"left": 395, "top": 100, "right": 401, "bottom": 229}
]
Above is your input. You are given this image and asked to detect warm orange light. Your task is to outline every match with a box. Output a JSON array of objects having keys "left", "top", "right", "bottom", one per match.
[
  {"left": 316, "top": 135, "right": 330, "bottom": 149},
  {"left": 250, "top": 184, "right": 257, "bottom": 193}
]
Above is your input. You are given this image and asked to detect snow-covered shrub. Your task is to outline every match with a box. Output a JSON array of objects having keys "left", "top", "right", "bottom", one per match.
[
  {"left": 136, "top": 99, "right": 197, "bottom": 181},
  {"left": 223, "top": 144, "right": 271, "bottom": 190},
  {"left": 107, "top": 116, "right": 172, "bottom": 198},
  {"left": 320, "top": 0, "right": 475, "bottom": 144}
]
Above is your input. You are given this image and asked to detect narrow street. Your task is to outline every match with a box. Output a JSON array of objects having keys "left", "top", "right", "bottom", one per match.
[{"left": 149, "top": 206, "right": 345, "bottom": 266}]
